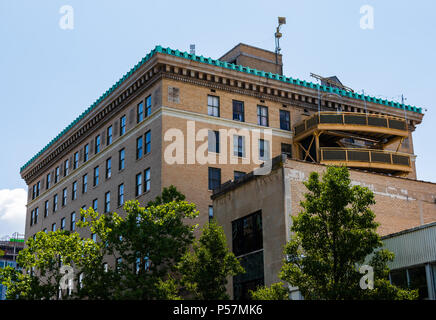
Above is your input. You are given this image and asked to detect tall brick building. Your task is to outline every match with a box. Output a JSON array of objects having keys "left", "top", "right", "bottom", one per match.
[{"left": 20, "top": 43, "right": 431, "bottom": 297}]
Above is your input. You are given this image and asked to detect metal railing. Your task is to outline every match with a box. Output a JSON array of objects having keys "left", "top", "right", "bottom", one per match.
[
  {"left": 320, "top": 147, "right": 411, "bottom": 168},
  {"left": 294, "top": 112, "right": 407, "bottom": 136}
]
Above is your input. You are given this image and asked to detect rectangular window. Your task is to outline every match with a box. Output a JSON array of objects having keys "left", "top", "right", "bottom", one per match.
[
  {"left": 208, "top": 130, "right": 220, "bottom": 153},
  {"left": 53, "top": 194, "right": 58, "bottom": 212},
  {"left": 62, "top": 188, "right": 67, "bottom": 206},
  {"left": 44, "top": 200, "right": 49, "bottom": 218},
  {"left": 208, "top": 206, "right": 214, "bottom": 222},
  {"left": 30, "top": 209, "right": 34, "bottom": 226},
  {"left": 104, "top": 192, "right": 110, "bottom": 213},
  {"left": 81, "top": 205, "right": 87, "bottom": 222},
  {"left": 34, "top": 207, "right": 39, "bottom": 225},
  {"left": 82, "top": 174, "right": 88, "bottom": 193},
  {"left": 84, "top": 144, "right": 89, "bottom": 162},
  {"left": 233, "top": 135, "right": 245, "bottom": 158},
  {"left": 73, "top": 152, "right": 79, "bottom": 169},
  {"left": 145, "top": 168, "right": 151, "bottom": 193},
  {"left": 106, "top": 158, "right": 112, "bottom": 179},
  {"left": 146, "top": 95, "right": 152, "bottom": 117},
  {"left": 118, "top": 184, "right": 124, "bottom": 207},
  {"left": 233, "top": 100, "right": 245, "bottom": 122},
  {"left": 71, "top": 212, "right": 76, "bottom": 231},
  {"left": 64, "top": 159, "right": 69, "bottom": 176},
  {"left": 280, "top": 110, "right": 291, "bottom": 131},
  {"left": 120, "top": 115, "right": 126, "bottom": 136},
  {"left": 281, "top": 143, "right": 292, "bottom": 158},
  {"left": 61, "top": 218, "right": 66, "bottom": 230},
  {"left": 93, "top": 166, "right": 99, "bottom": 186},
  {"left": 234, "top": 171, "right": 246, "bottom": 181},
  {"left": 46, "top": 173, "right": 51, "bottom": 190},
  {"left": 55, "top": 167, "right": 60, "bottom": 183},
  {"left": 107, "top": 126, "right": 113, "bottom": 145},
  {"left": 119, "top": 148, "right": 125, "bottom": 170},
  {"left": 137, "top": 102, "right": 144, "bottom": 123},
  {"left": 257, "top": 105, "right": 269, "bottom": 127},
  {"left": 72, "top": 181, "right": 77, "bottom": 200},
  {"left": 91, "top": 233, "right": 97, "bottom": 242},
  {"left": 135, "top": 173, "right": 142, "bottom": 197},
  {"left": 232, "top": 211, "right": 263, "bottom": 256},
  {"left": 259, "top": 139, "right": 270, "bottom": 161},
  {"left": 136, "top": 136, "right": 143, "bottom": 159},
  {"left": 32, "top": 184, "right": 36, "bottom": 200},
  {"left": 207, "top": 95, "right": 220, "bottom": 117},
  {"left": 145, "top": 131, "right": 151, "bottom": 154},
  {"left": 95, "top": 135, "right": 101, "bottom": 154},
  {"left": 36, "top": 182, "right": 40, "bottom": 197},
  {"left": 52, "top": 223, "right": 56, "bottom": 232},
  {"left": 92, "top": 199, "right": 98, "bottom": 212},
  {"left": 208, "top": 167, "right": 221, "bottom": 191}
]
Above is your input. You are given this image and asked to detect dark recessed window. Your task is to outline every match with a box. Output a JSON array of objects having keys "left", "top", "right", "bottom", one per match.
[
  {"left": 135, "top": 173, "right": 142, "bottom": 196},
  {"left": 84, "top": 144, "right": 89, "bottom": 162},
  {"left": 234, "top": 171, "right": 246, "bottom": 181},
  {"left": 82, "top": 174, "right": 88, "bottom": 193},
  {"left": 232, "top": 211, "right": 263, "bottom": 257},
  {"left": 72, "top": 181, "right": 77, "bottom": 200},
  {"left": 92, "top": 199, "right": 98, "bottom": 212},
  {"left": 137, "top": 102, "right": 144, "bottom": 123},
  {"left": 233, "top": 100, "right": 245, "bottom": 122},
  {"left": 60, "top": 218, "right": 66, "bottom": 231},
  {"left": 259, "top": 139, "right": 270, "bottom": 161},
  {"left": 118, "top": 184, "right": 124, "bottom": 207},
  {"left": 53, "top": 194, "right": 58, "bottom": 212},
  {"left": 280, "top": 110, "right": 291, "bottom": 131},
  {"left": 95, "top": 135, "right": 101, "bottom": 154},
  {"left": 106, "top": 158, "right": 112, "bottom": 179},
  {"left": 145, "top": 131, "right": 151, "bottom": 154},
  {"left": 104, "top": 192, "right": 110, "bottom": 213},
  {"left": 233, "top": 135, "right": 245, "bottom": 158},
  {"left": 93, "top": 166, "right": 99, "bottom": 186},
  {"left": 120, "top": 115, "right": 126, "bottom": 136},
  {"left": 73, "top": 152, "right": 79, "bottom": 170},
  {"left": 107, "top": 126, "right": 113, "bottom": 145},
  {"left": 55, "top": 167, "right": 60, "bottom": 183},
  {"left": 44, "top": 200, "right": 49, "bottom": 218},
  {"left": 64, "top": 159, "right": 69, "bottom": 177},
  {"left": 62, "top": 188, "right": 67, "bottom": 206},
  {"left": 119, "top": 148, "right": 125, "bottom": 170},
  {"left": 145, "top": 168, "right": 151, "bottom": 193},
  {"left": 136, "top": 136, "right": 143, "bottom": 159},
  {"left": 208, "top": 167, "right": 221, "bottom": 191},
  {"left": 281, "top": 143, "right": 292, "bottom": 158},
  {"left": 71, "top": 212, "right": 76, "bottom": 231},
  {"left": 146, "top": 95, "right": 152, "bottom": 117},
  {"left": 46, "top": 173, "right": 51, "bottom": 190}
]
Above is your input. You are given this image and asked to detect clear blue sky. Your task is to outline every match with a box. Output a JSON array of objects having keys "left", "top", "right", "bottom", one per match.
[{"left": 0, "top": 0, "right": 435, "bottom": 237}]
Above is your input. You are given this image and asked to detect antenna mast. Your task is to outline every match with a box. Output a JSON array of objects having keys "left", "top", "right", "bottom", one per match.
[{"left": 275, "top": 17, "right": 286, "bottom": 75}]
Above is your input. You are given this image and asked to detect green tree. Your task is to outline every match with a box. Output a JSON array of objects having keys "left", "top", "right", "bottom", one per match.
[
  {"left": 178, "top": 220, "right": 244, "bottom": 299},
  {"left": 250, "top": 282, "right": 289, "bottom": 300},
  {"left": 251, "top": 166, "right": 417, "bottom": 300}
]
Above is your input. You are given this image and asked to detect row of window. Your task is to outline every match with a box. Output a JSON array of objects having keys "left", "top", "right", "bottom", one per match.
[
  {"left": 207, "top": 95, "right": 291, "bottom": 131},
  {"left": 30, "top": 168, "right": 151, "bottom": 227}
]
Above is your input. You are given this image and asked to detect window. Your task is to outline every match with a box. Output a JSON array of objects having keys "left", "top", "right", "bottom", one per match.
[
  {"left": 145, "top": 131, "right": 151, "bottom": 154},
  {"left": 53, "top": 194, "right": 58, "bottom": 212},
  {"left": 55, "top": 167, "right": 60, "bottom": 183},
  {"left": 103, "top": 263, "right": 108, "bottom": 272},
  {"left": 52, "top": 223, "right": 56, "bottom": 232},
  {"left": 62, "top": 188, "right": 67, "bottom": 206},
  {"left": 95, "top": 135, "right": 101, "bottom": 154},
  {"left": 60, "top": 217, "right": 66, "bottom": 230},
  {"left": 82, "top": 174, "right": 88, "bottom": 193},
  {"left": 91, "top": 233, "right": 97, "bottom": 242},
  {"left": 233, "top": 100, "right": 245, "bottom": 122},
  {"left": 73, "top": 152, "right": 79, "bottom": 169},
  {"left": 81, "top": 205, "right": 87, "bottom": 222},
  {"left": 33, "top": 207, "right": 39, "bottom": 225},
  {"left": 208, "top": 206, "right": 214, "bottom": 222},
  {"left": 135, "top": 173, "right": 142, "bottom": 196},
  {"left": 207, "top": 95, "right": 219, "bottom": 117},
  {"left": 208, "top": 167, "right": 221, "bottom": 190},
  {"left": 146, "top": 95, "right": 152, "bottom": 117},
  {"left": 280, "top": 110, "right": 291, "bottom": 131},
  {"left": 107, "top": 126, "right": 113, "bottom": 145},
  {"left": 104, "top": 192, "right": 110, "bottom": 213},
  {"left": 93, "top": 166, "right": 99, "bottom": 186},
  {"left": 168, "top": 86, "right": 180, "bottom": 103},
  {"left": 259, "top": 139, "right": 270, "bottom": 161},
  {"left": 208, "top": 130, "right": 220, "bottom": 153},
  {"left": 30, "top": 210, "right": 34, "bottom": 226},
  {"left": 106, "top": 158, "right": 112, "bottom": 179},
  {"left": 46, "top": 173, "right": 51, "bottom": 190},
  {"left": 281, "top": 143, "right": 292, "bottom": 158},
  {"left": 233, "top": 135, "right": 245, "bottom": 158},
  {"left": 232, "top": 211, "right": 263, "bottom": 256},
  {"left": 84, "top": 144, "right": 89, "bottom": 162},
  {"left": 78, "top": 273, "right": 84, "bottom": 290},
  {"left": 137, "top": 102, "right": 144, "bottom": 123},
  {"left": 36, "top": 182, "right": 40, "bottom": 197},
  {"left": 118, "top": 184, "right": 124, "bottom": 207},
  {"left": 72, "top": 181, "right": 77, "bottom": 200},
  {"left": 119, "top": 148, "right": 125, "bottom": 170},
  {"left": 92, "top": 199, "right": 98, "bottom": 212},
  {"left": 234, "top": 171, "right": 246, "bottom": 181},
  {"left": 71, "top": 212, "right": 76, "bottom": 231},
  {"left": 120, "top": 115, "right": 126, "bottom": 136},
  {"left": 32, "top": 184, "right": 36, "bottom": 200},
  {"left": 64, "top": 159, "right": 69, "bottom": 176},
  {"left": 44, "top": 200, "right": 49, "bottom": 218},
  {"left": 145, "top": 168, "right": 151, "bottom": 193},
  {"left": 136, "top": 136, "right": 143, "bottom": 159},
  {"left": 257, "top": 105, "right": 269, "bottom": 126}
]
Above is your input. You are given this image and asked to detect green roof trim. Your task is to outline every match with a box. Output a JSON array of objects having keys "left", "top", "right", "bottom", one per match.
[{"left": 20, "top": 45, "right": 423, "bottom": 173}]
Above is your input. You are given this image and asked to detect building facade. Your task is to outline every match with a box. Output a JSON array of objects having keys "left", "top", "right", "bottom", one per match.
[
  {"left": 20, "top": 43, "right": 427, "bottom": 288},
  {"left": 212, "top": 156, "right": 436, "bottom": 299},
  {"left": 0, "top": 234, "right": 24, "bottom": 300}
]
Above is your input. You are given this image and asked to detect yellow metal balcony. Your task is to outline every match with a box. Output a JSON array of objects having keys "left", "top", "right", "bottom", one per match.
[{"left": 319, "top": 147, "right": 412, "bottom": 174}]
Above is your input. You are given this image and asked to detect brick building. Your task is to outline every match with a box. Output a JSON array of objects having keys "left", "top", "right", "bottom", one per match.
[{"left": 20, "top": 43, "right": 430, "bottom": 297}]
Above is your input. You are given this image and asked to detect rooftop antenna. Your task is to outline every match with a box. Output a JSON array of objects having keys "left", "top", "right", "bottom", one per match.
[
  {"left": 189, "top": 44, "right": 195, "bottom": 55},
  {"left": 402, "top": 94, "right": 408, "bottom": 128},
  {"left": 275, "top": 17, "right": 286, "bottom": 75}
]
